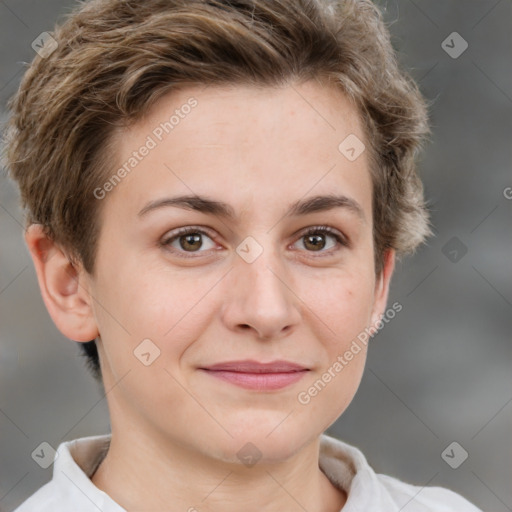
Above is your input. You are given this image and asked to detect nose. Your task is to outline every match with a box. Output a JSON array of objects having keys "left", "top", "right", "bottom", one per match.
[{"left": 220, "top": 245, "right": 301, "bottom": 341}]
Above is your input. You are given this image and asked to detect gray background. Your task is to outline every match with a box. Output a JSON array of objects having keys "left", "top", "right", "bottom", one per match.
[{"left": 0, "top": 1, "right": 511, "bottom": 511}]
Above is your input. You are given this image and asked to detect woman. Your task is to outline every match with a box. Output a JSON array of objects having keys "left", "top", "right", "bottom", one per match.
[{"left": 4, "top": 0, "right": 482, "bottom": 510}]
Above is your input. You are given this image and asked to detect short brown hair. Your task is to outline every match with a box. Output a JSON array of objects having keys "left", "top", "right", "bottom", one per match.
[{"left": 2, "top": 0, "right": 432, "bottom": 383}]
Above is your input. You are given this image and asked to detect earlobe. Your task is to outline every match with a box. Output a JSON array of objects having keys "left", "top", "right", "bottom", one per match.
[
  {"left": 24, "top": 224, "right": 99, "bottom": 342},
  {"left": 370, "top": 249, "right": 396, "bottom": 327}
]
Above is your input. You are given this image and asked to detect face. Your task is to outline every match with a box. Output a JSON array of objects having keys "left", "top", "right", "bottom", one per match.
[{"left": 84, "top": 81, "right": 393, "bottom": 464}]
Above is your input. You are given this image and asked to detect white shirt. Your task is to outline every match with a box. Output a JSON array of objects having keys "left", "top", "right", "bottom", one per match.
[{"left": 14, "top": 433, "right": 482, "bottom": 511}]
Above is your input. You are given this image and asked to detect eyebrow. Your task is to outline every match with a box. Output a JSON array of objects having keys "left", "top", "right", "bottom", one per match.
[{"left": 138, "top": 193, "right": 365, "bottom": 222}]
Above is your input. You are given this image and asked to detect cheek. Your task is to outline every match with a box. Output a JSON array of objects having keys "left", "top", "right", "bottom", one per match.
[
  {"left": 294, "top": 268, "right": 374, "bottom": 414},
  {"left": 296, "top": 274, "right": 372, "bottom": 422},
  {"left": 299, "top": 345, "right": 368, "bottom": 433},
  {"left": 90, "top": 267, "right": 216, "bottom": 419},
  {"left": 300, "top": 267, "right": 376, "bottom": 346},
  {"left": 93, "top": 265, "right": 220, "bottom": 367}
]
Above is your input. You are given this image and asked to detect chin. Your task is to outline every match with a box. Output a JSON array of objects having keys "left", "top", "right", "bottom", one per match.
[{"left": 207, "top": 418, "right": 314, "bottom": 466}]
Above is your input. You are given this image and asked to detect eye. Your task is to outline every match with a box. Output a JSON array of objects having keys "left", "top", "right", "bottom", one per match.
[
  {"left": 293, "top": 226, "right": 348, "bottom": 255},
  {"left": 160, "top": 224, "right": 348, "bottom": 259},
  {"left": 160, "top": 226, "right": 218, "bottom": 257}
]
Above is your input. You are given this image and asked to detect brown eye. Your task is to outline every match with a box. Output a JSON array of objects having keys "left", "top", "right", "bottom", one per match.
[
  {"left": 294, "top": 226, "right": 347, "bottom": 254},
  {"left": 303, "top": 233, "right": 327, "bottom": 251},
  {"left": 179, "top": 233, "right": 203, "bottom": 251},
  {"left": 161, "top": 227, "right": 217, "bottom": 256}
]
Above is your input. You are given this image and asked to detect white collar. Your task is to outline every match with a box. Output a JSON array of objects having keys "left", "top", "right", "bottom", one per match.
[{"left": 15, "top": 433, "right": 481, "bottom": 511}]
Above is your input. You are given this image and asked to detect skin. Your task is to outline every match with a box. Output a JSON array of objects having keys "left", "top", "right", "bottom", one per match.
[{"left": 26, "top": 80, "right": 395, "bottom": 512}]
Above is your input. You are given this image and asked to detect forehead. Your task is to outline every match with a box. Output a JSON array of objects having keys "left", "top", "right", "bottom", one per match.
[{"left": 104, "top": 81, "right": 372, "bottom": 222}]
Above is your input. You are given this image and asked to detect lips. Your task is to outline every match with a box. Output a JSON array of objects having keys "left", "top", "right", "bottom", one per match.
[
  {"left": 201, "top": 360, "right": 308, "bottom": 373},
  {"left": 199, "top": 360, "right": 309, "bottom": 391}
]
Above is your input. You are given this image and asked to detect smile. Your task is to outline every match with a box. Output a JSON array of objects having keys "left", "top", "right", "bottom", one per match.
[{"left": 199, "top": 360, "right": 310, "bottom": 391}]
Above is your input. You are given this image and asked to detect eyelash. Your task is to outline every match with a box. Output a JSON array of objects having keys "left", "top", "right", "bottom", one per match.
[{"left": 160, "top": 225, "right": 349, "bottom": 259}]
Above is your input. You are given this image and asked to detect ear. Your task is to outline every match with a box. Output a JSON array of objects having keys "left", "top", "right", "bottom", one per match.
[
  {"left": 24, "top": 224, "right": 99, "bottom": 342},
  {"left": 369, "top": 249, "right": 396, "bottom": 327}
]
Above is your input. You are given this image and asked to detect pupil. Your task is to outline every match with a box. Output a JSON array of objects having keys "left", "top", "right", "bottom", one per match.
[
  {"left": 306, "top": 234, "right": 325, "bottom": 251},
  {"left": 181, "top": 233, "right": 202, "bottom": 251}
]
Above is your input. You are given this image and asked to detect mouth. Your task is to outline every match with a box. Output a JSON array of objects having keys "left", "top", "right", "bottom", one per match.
[{"left": 198, "top": 360, "right": 310, "bottom": 391}]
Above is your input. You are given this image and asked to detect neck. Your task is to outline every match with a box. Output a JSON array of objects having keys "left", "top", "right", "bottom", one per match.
[{"left": 91, "top": 428, "right": 347, "bottom": 512}]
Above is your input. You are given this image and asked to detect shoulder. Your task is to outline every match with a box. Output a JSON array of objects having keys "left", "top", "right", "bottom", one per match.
[
  {"left": 377, "top": 473, "right": 483, "bottom": 512},
  {"left": 319, "top": 434, "right": 482, "bottom": 512},
  {"left": 13, "top": 434, "right": 116, "bottom": 512}
]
